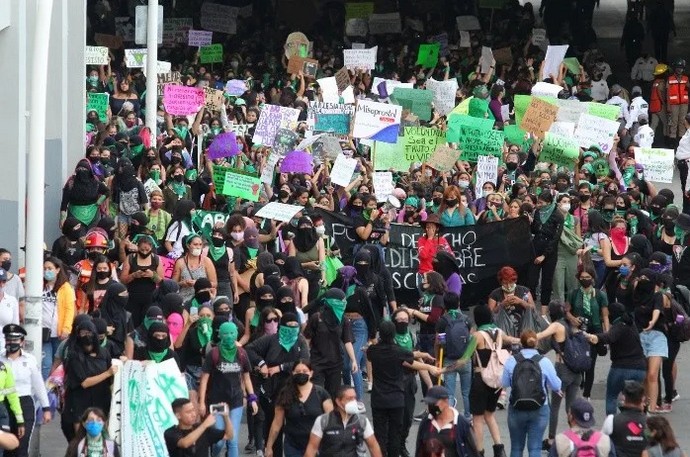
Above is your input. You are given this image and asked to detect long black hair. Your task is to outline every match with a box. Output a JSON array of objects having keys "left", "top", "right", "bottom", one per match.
[{"left": 275, "top": 359, "right": 312, "bottom": 409}]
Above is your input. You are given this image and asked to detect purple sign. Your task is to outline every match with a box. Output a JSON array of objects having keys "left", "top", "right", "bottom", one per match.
[
  {"left": 225, "top": 79, "right": 247, "bottom": 96},
  {"left": 280, "top": 150, "right": 313, "bottom": 174},
  {"left": 253, "top": 104, "right": 300, "bottom": 147},
  {"left": 207, "top": 132, "right": 240, "bottom": 159}
]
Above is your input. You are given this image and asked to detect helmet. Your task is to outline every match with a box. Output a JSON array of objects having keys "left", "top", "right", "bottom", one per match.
[
  {"left": 84, "top": 230, "right": 108, "bottom": 249},
  {"left": 672, "top": 59, "right": 686, "bottom": 68},
  {"left": 653, "top": 64, "right": 669, "bottom": 76}
]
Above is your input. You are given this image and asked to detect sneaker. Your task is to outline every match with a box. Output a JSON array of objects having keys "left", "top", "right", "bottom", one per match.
[
  {"left": 542, "top": 440, "right": 553, "bottom": 451},
  {"left": 497, "top": 390, "right": 507, "bottom": 410},
  {"left": 256, "top": 451, "right": 265, "bottom": 457},
  {"left": 648, "top": 407, "right": 669, "bottom": 415},
  {"left": 367, "top": 381, "right": 373, "bottom": 393},
  {"left": 244, "top": 442, "right": 255, "bottom": 453},
  {"left": 414, "top": 411, "right": 427, "bottom": 421},
  {"left": 660, "top": 404, "right": 673, "bottom": 413},
  {"left": 672, "top": 392, "right": 680, "bottom": 402}
]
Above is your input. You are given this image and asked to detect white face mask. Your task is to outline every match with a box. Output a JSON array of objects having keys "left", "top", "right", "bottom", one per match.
[
  {"left": 344, "top": 400, "right": 360, "bottom": 415},
  {"left": 315, "top": 226, "right": 326, "bottom": 236},
  {"left": 560, "top": 203, "right": 571, "bottom": 212},
  {"left": 231, "top": 232, "right": 244, "bottom": 242},
  {"left": 191, "top": 248, "right": 202, "bottom": 257}
]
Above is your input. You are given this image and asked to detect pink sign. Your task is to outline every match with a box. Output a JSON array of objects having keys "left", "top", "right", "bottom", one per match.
[
  {"left": 163, "top": 85, "right": 205, "bottom": 115},
  {"left": 160, "top": 255, "right": 175, "bottom": 279}
]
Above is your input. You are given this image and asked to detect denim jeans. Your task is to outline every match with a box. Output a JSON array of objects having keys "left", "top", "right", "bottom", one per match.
[
  {"left": 606, "top": 367, "right": 646, "bottom": 415},
  {"left": 443, "top": 359, "right": 472, "bottom": 418},
  {"left": 342, "top": 317, "right": 368, "bottom": 400},
  {"left": 549, "top": 363, "right": 581, "bottom": 439},
  {"left": 212, "top": 405, "right": 244, "bottom": 457},
  {"left": 283, "top": 438, "right": 304, "bottom": 457},
  {"left": 41, "top": 337, "right": 61, "bottom": 380},
  {"left": 508, "top": 404, "right": 549, "bottom": 457}
]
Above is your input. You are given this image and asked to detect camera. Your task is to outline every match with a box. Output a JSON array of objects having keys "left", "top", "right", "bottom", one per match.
[
  {"left": 577, "top": 317, "right": 589, "bottom": 330},
  {"left": 210, "top": 403, "right": 228, "bottom": 415}
]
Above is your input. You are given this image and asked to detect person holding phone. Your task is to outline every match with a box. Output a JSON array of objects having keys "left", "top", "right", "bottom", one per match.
[{"left": 165, "top": 398, "right": 233, "bottom": 457}]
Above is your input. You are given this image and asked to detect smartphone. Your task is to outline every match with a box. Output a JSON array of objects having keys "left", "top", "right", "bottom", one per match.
[
  {"left": 190, "top": 307, "right": 199, "bottom": 318},
  {"left": 210, "top": 403, "right": 228, "bottom": 415}
]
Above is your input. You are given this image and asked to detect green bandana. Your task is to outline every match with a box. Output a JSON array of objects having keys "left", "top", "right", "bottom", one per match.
[
  {"left": 130, "top": 144, "right": 144, "bottom": 158},
  {"left": 208, "top": 244, "right": 227, "bottom": 262},
  {"left": 143, "top": 316, "right": 158, "bottom": 330},
  {"left": 581, "top": 287, "right": 594, "bottom": 316},
  {"left": 196, "top": 316, "right": 213, "bottom": 347},
  {"left": 173, "top": 126, "right": 189, "bottom": 140},
  {"left": 171, "top": 181, "right": 187, "bottom": 197},
  {"left": 247, "top": 247, "right": 259, "bottom": 259},
  {"left": 394, "top": 331, "right": 413, "bottom": 351},
  {"left": 185, "top": 169, "right": 198, "bottom": 182},
  {"left": 100, "top": 337, "right": 108, "bottom": 348},
  {"left": 538, "top": 202, "right": 556, "bottom": 225},
  {"left": 447, "top": 309, "right": 460, "bottom": 320},
  {"left": 278, "top": 325, "right": 300, "bottom": 352},
  {"left": 148, "top": 348, "right": 168, "bottom": 363},
  {"left": 628, "top": 216, "right": 638, "bottom": 235},
  {"left": 149, "top": 170, "right": 161, "bottom": 181},
  {"left": 564, "top": 213, "right": 575, "bottom": 230},
  {"left": 478, "top": 323, "right": 498, "bottom": 331},
  {"left": 324, "top": 297, "right": 346, "bottom": 323},
  {"left": 218, "top": 322, "right": 238, "bottom": 362}
]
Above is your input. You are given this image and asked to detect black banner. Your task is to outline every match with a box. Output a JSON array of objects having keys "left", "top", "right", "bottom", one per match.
[{"left": 313, "top": 209, "right": 535, "bottom": 306}]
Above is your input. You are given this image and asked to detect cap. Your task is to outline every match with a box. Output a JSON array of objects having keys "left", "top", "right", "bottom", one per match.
[
  {"left": 0, "top": 269, "right": 8, "bottom": 282},
  {"left": 569, "top": 397, "right": 595, "bottom": 427},
  {"left": 638, "top": 113, "right": 649, "bottom": 123},
  {"left": 653, "top": 64, "right": 669, "bottom": 76},
  {"left": 676, "top": 213, "right": 690, "bottom": 232},
  {"left": 632, "top": 85, "right": 642, "bottom": 95},
  {"left": 2, "top": 324, "right": 26, "bottom": 338},
  {"left": 610, "top": 84, "right": 622, "bottom": 95},
  {"left": 194, "top": 277, "right": 213, "bottom": 292},
  {"left": 423, "top": 386, "right": 450, "bottom": 404}
]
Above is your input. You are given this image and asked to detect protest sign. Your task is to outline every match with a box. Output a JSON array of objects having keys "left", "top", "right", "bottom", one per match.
[
  {"left": 317, "top": 76, "right": 339, "bottom": 103},
  {"left": 311, "top": 102, "right": 354, "bottom": 135},
  {"left": 345, "top": 19, "right": 368, "bottom": 37},
  {"left": 480, "top": 47, "right": 494, "bottom": 74},
  {"left": 302, "top": 59, "right": 319, "bottom": 78},
  {"left": 402, "top": 127, "right": 445, "bottom": 163},
  {"left": 335, "top": 68, "right": 350, "bottom": 92},
  {"left": 345, "top": 2, "right": 374, "bottom": 19},
  {"left": 230, "top": 123, "right": 250, "bottom": 138},
  {"left": 416, "top": 43, "right": 440, "bottom": 68},
  {"left": 110, "top": 360, "right": 188, "bottom": 455},
  {"left": 188, "top": 30, "right": 213, "bottom": 47},
  {"left": 542, "top": 45, "right": 568, "bottom": 80},
  {"left": 368, "top": 13, "right": 402, "bottom": 34},
  {"left": 563, "top": 57, "right": 580, "bottom": 75},
  {"left": 207, "top": 132, "right": 239, "bottom": 159},
  {"left": 191, "top": 210, "right": 230, "bottom": 240},
  {"left": 221, "top": 168, "right": 261, "bottom": 201},
  {"left": 163, "top": 85, "right": 204, "bottom": 115},
  {"left": 352, "top": 100, "right": 402, "bottom": 143},
  {"left": 633, "top": 147, "right": 674, "bottom": 183},
  {"left": 504, "top": 125, "right": 528, "bottom": 148},
  {"left": 427, "top": 145, "right": 460, "bottom": 171},
  {"left": 141, "top": 56, "right": 171, "bottom": 77},
  {"left": 391, "top": 88, "right": 434, "bottom": 121},
  {"left": 162, "top": 18, "right": 193, "bottom": 47},
  {"left": 532, "top": 28, "right": 547, "bottom": 48},
  {"left": 330, "top": 154, "right": 358, "bottom": 186},
  {"left": 493, "top": 47, "right": 512, "bottom": 65},
  {"left": 296, "top": 133, "right": 325, "bottom": 151},
  {"left": 95, "top": 33, "right": 124, "bottom": 49},
  {"left": 573, "top": 113, "right": 619, "bottom": 153},
  {"left": 284, "top": 32, "right": 310, "bottom": 59},
  {"left": 160, "top": 256, "right": 174, "bottom": 279},
  {"left": 555, "top": 98, "right": 587, "bottom": 123},
  {"left": 252, "top": 105, "right": 300, "bottom": 146},
  {"left": 587, "top": 102, "right": 621, "bottom": 121},
  {"left": 425, "top": 78, "right": 458, "bottom": 116},
  {"left": 312, "top": 135, "right": 343, "bottom": 160},
  {"left": 531, "top": 81, "right": 563, "bottom": 98},
  {"left": 513, "top": 94, "right": 532, "bottom": 125},
  {"left": 475, "top": 155, "right": 499, "bottom": 197},
  {"left": 124, "top": 49, "right": 147, "bottom": 68},
  {"left": 272, "top": 128, "right": 300, "bottom": 157},
  {"left": 548, "top": 121, "right": 575, "bottom": 137},
  {"left": 157, "top": 71, "right": 182, "bottom": 97},
  {"left": 260, "top": 152, "right": 280, "bottom": 185},
  {"left": 373, "top": 172, "right": 394, "bottom": 200},
  {"left": 459, "top": 31, "right": 471, "bottom": 48},
  {"left": 255, "top": 202, "right": 304, "bottom": 222},
  {"left": 500, "top": 104, "right": 511, "bottom": 122},
  {"left": 352, "top": 43, "right": 366, "bottom": 49},
  {"left": 540, "top": 132, "right": 580, "bottom": 167},
  {"left": 85, "top": 46, "right": 109, "bottom": 65},
  {"left": 450, "top": 116, "right": 505, "bottom": 162},
  {"left": 225, "top": 79, "right": 247, "bottom": 96},
  {"left": 281, "top": 150, "right": 313, "bottom": 174},
  {"left": 371, "top": 78, "right": 413, "bottom": 97},
  {"left": 520, "top": 97, "right": 558, "bottom": 138},
  {"left": 203, "top": 87, "right": 224, "bottom": 112},
  {"left": 200, "top": 2, "right": 238, "bottom": 34},
  {"left": 199, "top": 44, "right": 223, "bottom": 64},
  {"left": 134, "top": 5, "right": 163, "bottom": 45},
  {"left": 212, "top": 165, "right": 229, "bottom": 194},
  {"left": 86, "top": 93, "right": 109, "bottom": 122},
  {"left": 343, "top": 47, "right": 378, "bottom": 70},
  {"left": 456, "top": 16, "right": 481, "bottom": 31}
]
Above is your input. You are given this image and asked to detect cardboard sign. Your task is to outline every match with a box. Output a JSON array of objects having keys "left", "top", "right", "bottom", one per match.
[
  {"left": 520, "top": 97, "right": 558, "bottom": 138},
  {"left": 255, "top": 202, "right": 304, "bottom": 222},
  {"left": 417, "top": 43, "right": 440, "bottom": 68},
  {"left": 302, "top": 59, "right": 319, "bottom": 78},
  {"left": 345, "top": 19, "right": 369, "bottom": 37},
  {"left": 86, "top": 93, "right": 110, "bottom": 122},
  {"left": 124, "top": 49, "right": 147, "bottom": 68},
  {"left": 540, "top": 132, "right": 580, "bottom": 167},
  {"left": 335, "top": 68, "right": 350, "bottom": 92},
  {"left": 373, "top": 127, "right": 445, "bottom": 170},
  {"left": 475, "top": 155, "right": 499, "bottom": 197},
  {"left": 260, "top": 152, "right": 280, "bottom": 184},
  {"left": 94, "top": 33, "right": 123, "bottom": 49},
  {"left": 634, "top": 147, "right": 674, "bottom": 183},
  {"left": 456, "top": 15, "right": 481, "bottom": 31},
  {"left": 330, "top": 154, "right": 358, "bottom": 186},
  {"left": 157, "top": 71, "right": 182, "bottom": 97},
  {"left": 221, "top": 168, "right": 261, "bottom": 201},
  {"left": 284, "top": 32, "right": 310, "bottom": 59},
  {"left": 373, "top": 172, "right": 394, "bottom": 200},
  {"left": 391, "top": 88, "right": 434, "bottom": 121},
  {"left": 427, "top": 145, "right": 460, "bottom": 171},
  {"left": 203, "top": 87, "right": 224, "bottom": 112},
  {"left": 134, "top": 5, "right": 163, "bottom": 45},
  {"left": 253, "top": 105, "right": 301, "bottom": 146},
  {"left": 425, "top": 78, "right": 458, "bottom": 117},
  {"left": 542, "top": 45, "right": 568, "bottom": 80},
  {"left": 574, "top": 113, "right": 620, "bottom": 153},
  {"left": 368, "top": 13, "right": 402, "bottom": 34},
  {"left": 85, "top": 46, "right": 109, "bottom": 65},
  {"left": 352, "top": 100, "right": 402, "bottom": 143},
  {"left": 188, "top": 30, "right": 213, "bottom": 47},
  {"left": 200, "top": 2, "right": 238, "bottom": 34},
  {"left": 163, "top": 85, "right": 204, "bottom": 115},
  {"left": 198, "top": 44, "right": 222, "bottom": 64},
  {"left": 343, "top": 47, "right": 378, "bottom": 70}
]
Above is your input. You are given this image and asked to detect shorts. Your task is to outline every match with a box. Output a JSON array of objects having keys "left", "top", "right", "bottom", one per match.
[
  {"left": 185, "top": 365, "right": 203, "bottom": 391},
  {"left": 640, "top": 330, "right": 668, "bottom": 358},
  {"left": 117, "top": 214, "right": 132, "bottom": 226},
  {"left": 469, "top": 372, "right": 501, "bottom": 415}
]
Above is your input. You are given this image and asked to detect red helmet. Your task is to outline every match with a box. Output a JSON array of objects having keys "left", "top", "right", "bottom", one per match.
[{"left": 84, "top": 230, "right": 108, "bottom": 249}]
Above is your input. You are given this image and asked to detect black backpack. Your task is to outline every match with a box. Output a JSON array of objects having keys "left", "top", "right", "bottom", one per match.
[
  {"left": 510, "top": 353, "right": 546, "bottom": 410},
  {"left": 441, "top": 313, "right": 471, "bottom": 359}
]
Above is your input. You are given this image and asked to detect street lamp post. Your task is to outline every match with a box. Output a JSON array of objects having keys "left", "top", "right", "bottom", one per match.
[{"left": 145, "top": 0, "right": 158, "bottom": 145}]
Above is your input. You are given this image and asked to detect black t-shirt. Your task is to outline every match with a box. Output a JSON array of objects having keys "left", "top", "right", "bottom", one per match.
[
  {"left": 353, "top": 214, "right": 386, "bottom": 243},
  {"left": 164, "top": 424, "right": 224, "bottom": 457},
  {"left": 303, "top": 310, "right": 353, "bottom": 370},
  {"left": 64, "top": 350, "right": 113, "bottom": 422},
  {"left": 201, "top": 347, "right": 251, "bottom": 409},
  {"left": 367, "top": 343, "right": 415, "bottom": 409},
  {"left": 633, "top": 292, "right": 665, "bottom": 332},
  {"left": 282, "top": 384, "right": 331, "bottom": 449}
]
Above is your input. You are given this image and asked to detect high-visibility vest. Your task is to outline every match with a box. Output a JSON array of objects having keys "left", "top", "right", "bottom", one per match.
[
  {"left": 667, "top": 74, "right": 689, "bottom": 105},
  {"left": 650, "top": 79, "right": 664, "bottom": 113}
]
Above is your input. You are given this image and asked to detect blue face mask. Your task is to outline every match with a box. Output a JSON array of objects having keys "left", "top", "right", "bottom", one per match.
[
  {"left": 619, "top": 265, "right": 630, "bottom": 277},
  {"left": 44, "top": 270, "right": 56, "bottom": 281},
  {"left": 84, "top": 420, "right": 104, "bottom": 437}
]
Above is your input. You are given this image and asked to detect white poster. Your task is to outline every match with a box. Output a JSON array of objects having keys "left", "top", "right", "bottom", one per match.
[
  {"left": 352, "top": 100, "right": 402, "bottom": 144},
  {"left": 371, "top": 78, "right": 413, "bottom": 97},
  {"left": 531, "top": 81, "right": 563, "bottom": 98},
  {"left": 573, "top": 113, "right": 620, "bottom": 153},
  {"left": 480, "top": 47, "right": 494, "bottom": 74},
  {"left": 188, "top": 30, "right": 213, "bottom": 47},
  {"left": 501, "top": 104, "right": 511, "bottom": 122},
  {"left": 85, "top": 46, "right": 109, "bottom": 66},
  {"left": 142, "top": 56, "right": 171, "bottom": 77},
  {"left": 373, "top": 171, "right": 395, "bottom": 200},
  {"left": 352, "top": 43, "right": 366, "bottom": 49},
  {"left": 542, "top": 45, "right": 569, "bottom": 81},
  {"left": 260, "top": 152, "right": 280, "bottom": 184},
  {"left": 345, "top": 19, "right": 368, "bottom": 37},
  {"left": 532, "top": 28, "right": 547, "bottom": 48},
  {"left": 330, "top": 154, "right": 358, "bottom": 187},
  {"left": 343, "top": 46, "right": 378, "bottom": 70},
  {"left": 549, "top": 121, "right": 575, "bottom": 138},
  {"left": 255, "top": 202, "right": 304, "bottom": 222},
  {"left": 368, "top": 13, "right": 401, "bottom": 34},
  {"left": 456, "top": 15, "right": 481, "bottom": 31},
  {"left": 555, "top": 98, "right": 587, "bottom": 123},
  {"left": 134, "top": 5, "right": 163, "bottom": 45},
  {"left": 425, "top": 78, "right": 459, "bottom": 117},
  {"left": 200, "top": 2, "right": 238, "bottom": 34},
  {"left": 634, "top": 147, "right": 674, "bottom": 183},
  {"left": 475, "top": 155, "right": 499, "bottom": 199},
  {"left": 459, "top": 31, "right": 471, "bottom": 48},
  {"left": 317, "top": 76, "right": 340, "bottom": 103},
  {"left": 124, "top": 49, "right": 148, "bottom": 68}
]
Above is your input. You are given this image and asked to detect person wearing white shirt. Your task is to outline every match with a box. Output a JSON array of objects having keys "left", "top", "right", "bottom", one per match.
[
  {"left": 631, "top": 54, "right": 658, "bottom": 83},
  {"left": 0, "top": 324, "right": 51, "bottom": 457},
  {"left": 590, "top": 77, "right": 609, "bottom": 102},
  {"left": 0, "top": 271, "right": 19, "bottom": 350},
  {"left": 627, "top": 87, "right": 649, "bottom": 129},
  {"left": 634, "top": 115, "right": 655, "bottom": 148},
  {"left": 0, "top": 251, "right": 23, "bottom": 325},
  {"left": 606, "top": 85, "right": 631, "bottom": 128},
  {"left": 675, "top": 114, "right": 690, "bottom": 192}
]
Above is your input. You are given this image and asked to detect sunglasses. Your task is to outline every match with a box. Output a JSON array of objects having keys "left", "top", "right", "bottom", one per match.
[{"left": 266, "top": 317, "right": 279, "bottom": 323}]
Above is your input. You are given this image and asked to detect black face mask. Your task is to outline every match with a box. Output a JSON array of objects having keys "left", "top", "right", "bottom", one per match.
[
  {"left": 138, "top": 250, "right": 152, "bottom": 258},
  {"left": 432, "top": 197, "right": 442, "bottom": 206},
  {"left": 77, "top": 335, "right": 93, "bottom": 350},
  {"left": 394, "top": 321, "right": 409, "bottom": 334},
  {"left": 171, "top": 157, "right": 182, "bottom": 165},
  {"left": 293, "top": 373, "right": 310, "bottom": 386},
  {"left": 96, "top": 271, "right": 110, "bottom": 281},
  {"left": 211, "top": 238, "right": 225, "bottom": 247},
  {"left": 579, "top": 278, "right": 593, "bottom": 288},
  {"left": 112, "top": 295, "right": 128, "bottom": 308},
  {"left": 173, "top": 174, "right": 184, "bottom": 182},
  {"left": 216, "top": 310, "right": 231, "bottom": 319},
  {"left": 445, "top": 199, "right": 458, "bottom": 207},
  {"left": 5, "top": 343, "right": 20, "bottom": 354},
  {"left": 148, "top": 336, "right": 169, "bottom": 353},
  {"left": 663, "top": 219, "right": 675, "bottom": 230},
  {"left": 651, "top": 206, "right": 663, "bottom": 216},
  {"left": 195, "top": 291, "right": 211, "bottom": 304},
  {"left": 279, "top": 190, "right": 290, "bottom": 199},
  {"left": 579, "top": 193, "right": 591, "bottom": 202},
  {"left": 428, "top": 404, "right": 442, "bottom": 418},
  {"left": 76, "top": 169, "right": 91, "bottom": 181},
  {"left": 0, "top": 260, "right": 11, "bottom": 272},
  {"left": 506, "top": 162, "right": 518, "bottom": 171},
  {"left": 67, "top": 230, "right": 81, "bottom": 242},
  {"left": 88, "top": 251, "right": 102, "bottom": 261},
  {"left": 636, "top": 279, "right": 655, "bottom": 294},
  {"left": 355, "top": 263, "right": 370, "bottom": 277}
]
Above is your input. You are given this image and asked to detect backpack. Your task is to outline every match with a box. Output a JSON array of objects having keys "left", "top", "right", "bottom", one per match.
[
  {"left": 441, "top": 313, "right": 471, "bottom": 359},
  {"left": 320, "top": 412, "right": 368, "bottom": 457},
  {"left": 664, "top": 292, "right": 690, "bottom": 342},
  {"left": 474, "top": 330, "right": 510, "bottom": 389},
  {"left": 210, "top": 346, "right": 249, "bottom": 370},
  {"left": 561, "top": 325, "right": 592, "bottom": 373},
  {"left": 509, "top": 353, "right": 546, "bottom": 410},
  {"left": 563, "top": 429, "right": 602, "bottom": 457}
]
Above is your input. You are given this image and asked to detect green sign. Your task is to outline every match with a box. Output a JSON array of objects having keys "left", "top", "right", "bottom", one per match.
[
  {"left": 447, "top": 115, "right": 504, "bottom": 162},
  {"left": 199, "top": 44, "right": 223, "bottom": 64},
  {"left": 191, "top": 210, "right": 229, "bottom": 240},
  {"left": 222, "top": 168, "right": 261, "bottom": 201},
  {"left": 587, "top": 102, "right": 620, "bottom": 121},
  {"left": 416, "top": 43, "right": 440, "bottom": 69},
  {"left": 345, "top": 2, "right": 374, "bottom": 20},
  {"left": 540, "top": 132, "right": 580, "bottom": 167},
  {"left": 86, "top": 92, "right": 109, "bottom": 122},
  {"left": 447, "top": 114, "right": 493, "bottom": 143},
  {"left": 563, "top": 57, "right": 580, "bottom": 75},
  {"left": 391, "top": 88, "right": 434, "bottom": 121},
  {"left": 373, "top": 126, "right": 445, "bottom": 171},
  {"left": 212, "top": 165, "right": 229, "bottom": 194}
]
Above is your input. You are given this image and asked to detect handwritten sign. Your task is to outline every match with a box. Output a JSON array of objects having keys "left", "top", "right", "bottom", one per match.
[
  {"left": 85, "top": 46, "right": 109, "bottom": 65},
  {"left": 330, "top": 154, "right": 358, "bottom": 186},
  {"left": 540, "top": 132, "right": 580, "bottom": 167},
  {"left": 311, "top": 102, "right": 354, "bottom": 135},
  {"left": 255, "top": 202, "right": 304, "bottom": 222},
  {"left": 555, "top": 98, "right": 587, "bottom": 123},
  {"left": 200, "top": 2, "right": 238, "bottom": 34},
  {"left": 160, "top": 256, "right": 175, "bottom": 279},
  {"left": 634, "top": 147, "right": 674, "bottom": 183},
  {"left": 427, "top": 145, "right": 460, "bottom": 171},
  {"left": 260, "top": 152, "right": 280, "bottom": 185},
  {"left": 221, "top": 168, "right": 261, "bottom": 201},
  {"left": 573, "top": 113, "right": 620, "bottom": 153},
  {"left": 86, "top": 93, "right": 110, "bottom": 122},
  {"left": 391, "top": 88, "right": 434, "bottom": 121},
  {"left": 373, "top": 172, "right": 394, "bottom": 200},
  {"left": 124, "top": 48, "right": 147, "bottom": 68},
  {"left": 549, "top": 121, "right": 575, "bottom": 138},
  {"left": 587, "top": 102, "right": 621, "bottom": 121},
  {"left": 199, "top": 44, "right": 223, "bottom": 64},
  {"left": 162, "top": 18, "right": 193, "bottom": 47},
  {"left": 475, "top": 156, "right": 499, "bottom": 197},
  {"left": 188, "top": 30, "right": 213, "bottom": 47},
  {"left": 532, "top": 28, "right": 547, "bottom": 48},
  {"left": 343, "top": 47, "right": 378, "bottom": 70},
  {"left": 253, "top": 105, "right": 300, "bottom": 146},
  {"left": 425, "top": 78, "right": 459, "bottom": 116},
  {"left": 520, "top": 97, "right": 558, "bottom": 138},
  {"left": 368, "top": 13, "right": 401, "bottom": 34},
  {"left": 203, "top": 87, "right": 224, "bottom": 112},
  {"left": 373, "top": 127, "right": 445, "bottom": 170},
  {"left": 352, "top": 100, "right": 402, "bottom": 143},
  {"left": 335, "top": 68, "right": 350, "bottom": 92},
  {"left": 163, "top": 85, "right": 204, "bottom": 116},
  {"left": 157, "top": 71, "right": 182, "bottom": 97}
]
